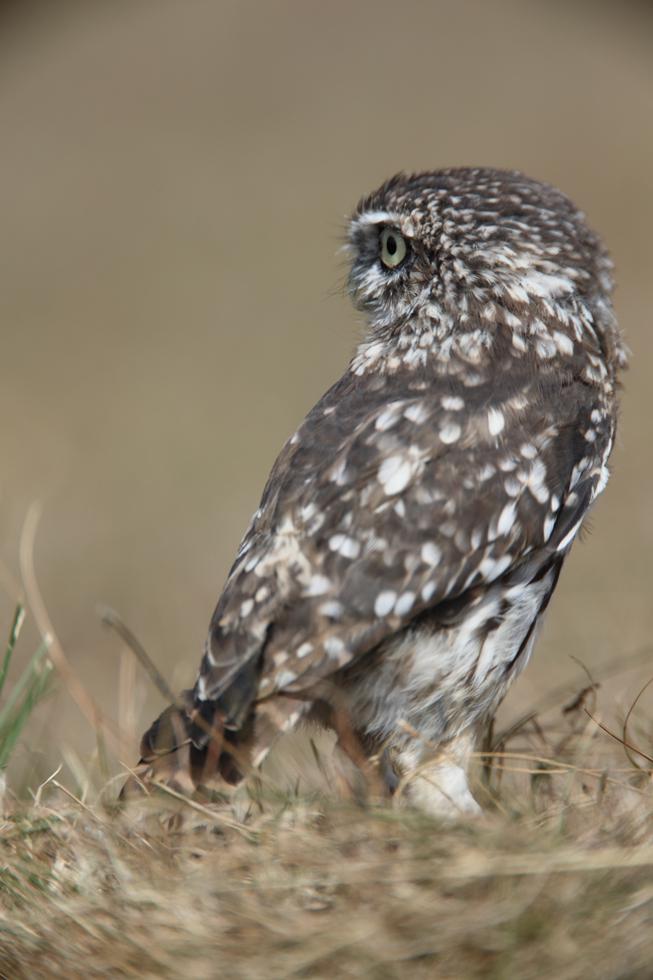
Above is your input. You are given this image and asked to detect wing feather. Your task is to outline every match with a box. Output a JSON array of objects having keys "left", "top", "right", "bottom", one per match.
[{"left": 195, "top": 366, "right": 612, "bottom": 722}]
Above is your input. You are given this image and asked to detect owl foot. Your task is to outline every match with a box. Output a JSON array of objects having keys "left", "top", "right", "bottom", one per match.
[
  {"left": 397, "top": 762, "right": 482, "bottom": 818},
  {"left": 392, "top": 730, "right": 483, "bottom": 818}
]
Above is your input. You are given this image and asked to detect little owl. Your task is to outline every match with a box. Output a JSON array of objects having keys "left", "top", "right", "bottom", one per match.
[{"left": 129, "top": 168, "right": 626, "bottom": 816}]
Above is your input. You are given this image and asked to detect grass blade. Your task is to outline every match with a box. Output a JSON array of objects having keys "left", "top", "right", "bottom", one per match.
[
  {"left": 0, "top": 636, "right": 53, "bottom": 771},
  {"left": 0, "top": 604, "right": 26, "bottom": 697}
]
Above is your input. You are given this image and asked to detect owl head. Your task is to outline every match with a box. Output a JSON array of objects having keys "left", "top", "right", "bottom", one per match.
[{"left": 346, "top": 168, "right": 626, "bottom": 373}]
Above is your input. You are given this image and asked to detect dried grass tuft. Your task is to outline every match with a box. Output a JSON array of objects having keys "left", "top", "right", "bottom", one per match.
[{"left": 1, "top": 672, "right": 652, "bottom": 980}]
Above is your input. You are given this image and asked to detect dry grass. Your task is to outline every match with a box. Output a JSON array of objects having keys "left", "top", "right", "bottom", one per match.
[{"left": 1, "top": 676, "right": 651, "bottom": 980}]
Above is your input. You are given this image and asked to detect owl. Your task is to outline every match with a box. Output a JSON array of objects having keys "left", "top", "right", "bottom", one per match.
[{"left": 129, "top": 168, "right": 627, "bottom": 816}]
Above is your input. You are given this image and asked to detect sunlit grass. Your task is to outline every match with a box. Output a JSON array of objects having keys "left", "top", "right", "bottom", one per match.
[
  {"left": 0, "top": 605, "right": 52, "bottom": 778},
  {"left": 0, "top": 567, "right": 651, "bottom": 978},
  {"left": 0, "top": 651, "right": 651, "bottom": 979}
]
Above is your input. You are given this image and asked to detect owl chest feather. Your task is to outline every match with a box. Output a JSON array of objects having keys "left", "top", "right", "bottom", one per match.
[{"left": 339, "top": 563, "right": 559, "bottom": 747}]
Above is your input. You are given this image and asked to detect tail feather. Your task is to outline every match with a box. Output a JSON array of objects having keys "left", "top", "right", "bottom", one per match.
[
  {"left": 121, "top": 691, "right": 226, "bottom": 799},
  {"left": 121, "top": 690, "right": 308, "bottom": 801},
  {"left": 139, "top": 690, "right": 195, "bottom": 759}
]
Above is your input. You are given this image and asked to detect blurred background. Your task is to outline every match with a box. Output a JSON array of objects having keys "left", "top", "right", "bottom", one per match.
[{"left": 0, "top": 0, "right": 651, "bottom": 790}]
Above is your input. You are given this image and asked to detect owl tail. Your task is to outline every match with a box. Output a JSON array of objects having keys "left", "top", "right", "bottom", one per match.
[
  {"left": 120, "top": 690, "right": 233, "bottom": 800},
  {"left": 120, "top": 690, "right": 305, "bottom": 800}
]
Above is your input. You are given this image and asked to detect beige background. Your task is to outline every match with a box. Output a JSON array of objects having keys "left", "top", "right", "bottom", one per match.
[{"left": 0, "top": 0, "right": 651, "bottom": 787}]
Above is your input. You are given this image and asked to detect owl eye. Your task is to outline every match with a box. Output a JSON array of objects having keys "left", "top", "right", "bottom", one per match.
[{"left": 379, "top": 227, "right": 408, "bottom": 269}]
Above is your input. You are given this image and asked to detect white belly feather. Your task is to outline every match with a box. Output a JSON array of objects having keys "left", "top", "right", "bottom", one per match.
[{"left": 342, "top": 568, "right": 557, "bottom": 749}]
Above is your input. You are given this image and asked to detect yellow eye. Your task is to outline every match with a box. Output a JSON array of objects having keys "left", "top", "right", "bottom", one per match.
[{"left": 379, "top": 227, "right": 407, "bottom": 269}]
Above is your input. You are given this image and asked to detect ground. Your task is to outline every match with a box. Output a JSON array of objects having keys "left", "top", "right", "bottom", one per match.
[{"left": 1, "top": 675, "right": 651, "bottom": 980}]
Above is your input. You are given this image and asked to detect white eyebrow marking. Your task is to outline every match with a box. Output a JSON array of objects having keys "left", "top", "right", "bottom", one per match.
[
  {"left": 353, "top": 210, "right": 396, "bottom": 226},
  {"left": 351, "top": 211, "right": 416, "bottom": 238}
]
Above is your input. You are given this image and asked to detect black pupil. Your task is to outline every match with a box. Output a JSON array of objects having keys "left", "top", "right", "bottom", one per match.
[{"left": 386, "top": 234, "right": 397, "bottom": 256}]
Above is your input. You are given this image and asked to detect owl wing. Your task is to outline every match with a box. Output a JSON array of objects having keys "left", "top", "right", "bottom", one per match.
[{"left": 196, "top": 365, "right": 613, "bottom": 727}]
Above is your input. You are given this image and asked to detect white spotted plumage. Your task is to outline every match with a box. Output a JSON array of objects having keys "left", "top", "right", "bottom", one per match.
[{"left": 133, "top": 168, "right": 626, "bottom": 816}]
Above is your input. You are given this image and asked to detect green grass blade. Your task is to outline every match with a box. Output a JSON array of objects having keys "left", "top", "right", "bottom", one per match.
[
  {"left": 0, "top": 640, "right": 51, "bottom": 763},
  {"left": 0, "top": 660, "right": 53, "bottom": 770},
  {"left": 0, "top": 638, "right": 49, "bottom": 728},
  {"left": 0, "top": 604, "right": 26, "bottom": 697}
]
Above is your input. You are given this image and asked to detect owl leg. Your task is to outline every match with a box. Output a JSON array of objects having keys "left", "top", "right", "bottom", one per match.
[
  {"left": 393, "top": 728, "right": 482, "bottom": 818},
  {"left": 330, "top": 708, "right": 389, "bottom": 803}
]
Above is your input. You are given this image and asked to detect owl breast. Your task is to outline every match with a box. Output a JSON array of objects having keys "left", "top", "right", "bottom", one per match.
[{"left": 335, "top": 558, "right": 561, "bottom": 751}]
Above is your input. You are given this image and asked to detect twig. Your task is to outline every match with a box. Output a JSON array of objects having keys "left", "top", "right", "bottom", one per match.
[
  {"left": 493, "top": 643, "right": 653, "bottom": 747},
  {"left": 622, "top": 674, "right": 653, "bottom": 771},
  {"left": 98, "top": 606, "right": 178, "bottom": 706},
  {"left": 19, "top": 501, "right": 126, "bottom": 758},
  {"left": 147, "top": 779, "right": 257, "bottom": 840},
  {"left": 583, "top": 708, "right": 653, "bottom": 766}
]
